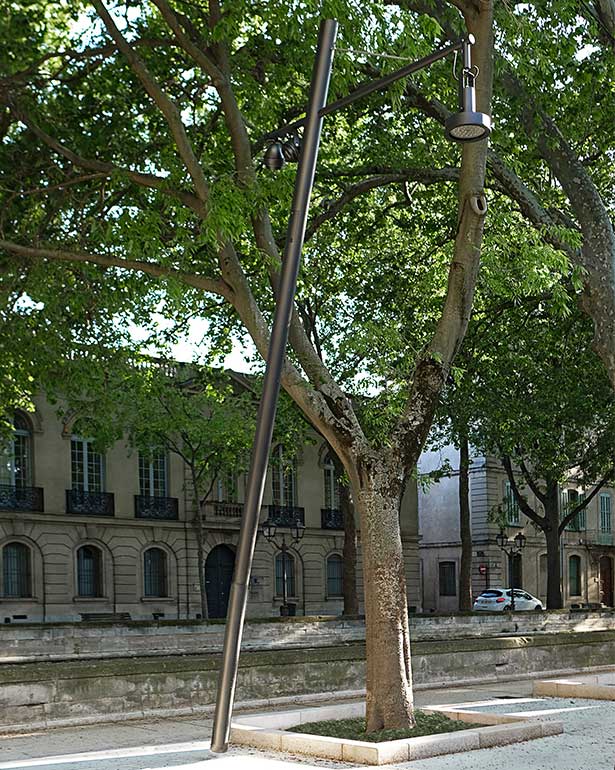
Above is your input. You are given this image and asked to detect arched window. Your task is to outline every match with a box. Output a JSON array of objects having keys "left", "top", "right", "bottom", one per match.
[
  {"left": 272, "top": 445, "right": 297, "bottom": 508},
  {"left": 323, "top": 453, "right": 341, "bottom": 511},
  {"left": 569, "top": 555, "right": 582, "bottom": 597},
  {"left": 77, "top": 545, "right": 103, "bottom": 597},
  {"left": 0, "top": 414, "right": 32, "bottom": 488},
  {"left": 144, "top": 547, "right": 168, "bottom": 597},
  {"left": 275, "top": 551, "right": 295, "bottom": 597},
  {"left": 2, "top": 542, "right": 31, "bottom": 598},
  {"left": 139, "top": 450, "right": 167, "bottom": 497},
  {"left": 326, "top": 554, "right": 343, "bottom": 597}
]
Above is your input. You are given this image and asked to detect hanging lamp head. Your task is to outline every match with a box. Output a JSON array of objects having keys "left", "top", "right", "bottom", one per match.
[
  {"left": 263, "top": 133, "right": 302, "bottom": 171},
  {"left": 445, "top": 35, "right": 491, "bottom": 143}
]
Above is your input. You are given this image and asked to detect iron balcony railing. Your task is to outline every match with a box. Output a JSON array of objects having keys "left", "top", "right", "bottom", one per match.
[
  {"left": 267, "top": 505, "right": 305, "bottom": 527},
  {"left": 0, "top": 484, "right": 44, "bottom": 513},
  {"left": 204, "top": 501, "right": 244, "bottom": 519},
  {"left": 562, "top": 528, "right": 614, "bottom": 547},
  {"left": 66, "top": 489, "right": 115, "bottom": 517},
  {"left": 321, "top": 508, "right": 343, "bottom": 530},
  {"left": 134, "top": 495, "right": 179, "bottom": 520}
]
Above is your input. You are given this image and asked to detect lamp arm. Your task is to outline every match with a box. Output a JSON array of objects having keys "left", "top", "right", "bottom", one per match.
[{"left": 265, "top": 36, "right": 471, "bottom": 142}]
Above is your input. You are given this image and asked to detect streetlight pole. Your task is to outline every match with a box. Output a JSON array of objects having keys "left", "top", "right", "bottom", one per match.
[
  {"left": 211, "top": 19, "right": 491, "bottom": 754},
  {"left": 495, "top": 528, "right": 527, "bottom": 612}
]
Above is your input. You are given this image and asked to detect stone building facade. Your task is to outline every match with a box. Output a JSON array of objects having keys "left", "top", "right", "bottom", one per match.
[
  {"left": 419, "top": 446, "right": 615, "bottom": 612},
  {"left": 0, "top": 396, "right": 420, "bottom": 623}
]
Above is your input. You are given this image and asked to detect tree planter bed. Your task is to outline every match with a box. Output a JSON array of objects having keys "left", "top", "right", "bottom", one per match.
[
  {"left": 534, "top": 669, "right": 615, "bottom": 699},
  {"left": 230, "top": 700, "right": 563, "bottom": 765}
]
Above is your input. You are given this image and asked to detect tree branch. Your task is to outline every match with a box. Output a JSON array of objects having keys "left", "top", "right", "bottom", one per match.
[
  {"left": 501, "top": 455, "right": 545, "bottom": 530},
  {"left": 305, "top": 167, "right": 459, "bottom": 241},
  {"left": 558, "top": 476, "right": 612, "bottom": 534},
  {"left": 0, "top": 240, "right": 232, "bottom": 298},
  {"left": 10, "top": 107, "right": 206, "bottom": 217},
  {"left": 91, "top": 0, "right": 210, "bottom": 205},
  {"left": 518, "top": 456, "right": 547, "bottom": 504}
]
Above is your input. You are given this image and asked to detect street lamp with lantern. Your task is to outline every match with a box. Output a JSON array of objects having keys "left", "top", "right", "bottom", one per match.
[
  {"left": 261, "top": 518, "right": 306, "bottom": 616},
  {"left": 211, "top": 19, "right": 492, "bottom": 753},
  {"left": 495, "top": 528, "right": 527, "bottom": 611}
]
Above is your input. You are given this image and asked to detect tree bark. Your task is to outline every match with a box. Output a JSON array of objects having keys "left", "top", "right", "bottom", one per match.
[
  {"left": 340, "top": 482, "right": 359, "bottom": 617},
  {"left": 458, "top": 434, "right": 473, "bottom": 611},
  {"left": 331, "top": 452, "right": 359, "bottom": 616},
  {"left": 352, "top": 456, "right": 415, "bottom": 731},
  {"left": 190, "top": 466, "right": 209, "bottom": 620},
  {"left": 544, "top": 482, "right": 563, "bottom": 610}
]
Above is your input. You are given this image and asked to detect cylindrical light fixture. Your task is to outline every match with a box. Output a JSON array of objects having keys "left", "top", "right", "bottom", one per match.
[{"left": 445, "top": 35, "right": 491, "bottom": 143}]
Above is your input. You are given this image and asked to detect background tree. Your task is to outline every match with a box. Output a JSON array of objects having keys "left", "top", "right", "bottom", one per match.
[
  {"left": 0, "top": 0, "right": 493, "bottom": 730},
  {"left": 467, "top": 302, "right": 615, "bottom": 609}
]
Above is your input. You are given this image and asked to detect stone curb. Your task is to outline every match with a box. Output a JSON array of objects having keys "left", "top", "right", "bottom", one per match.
[{"left": 230, "top": 701, "right": 564, "bottom": 765}]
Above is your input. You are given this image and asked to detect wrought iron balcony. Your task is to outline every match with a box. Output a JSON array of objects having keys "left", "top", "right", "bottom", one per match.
[
  {"left": 66, "top": 489, "right": 115, "bottom": 517},
  {"left": 321, "top": 508, "right": 343, "bottom": 530},
  {"left": 135, "top": 495, "right": 178, "bottom": 520},
  {"left": 563, "top": 528, "right": 615, "bottom": 548},
  {"left": 205, "top": 501, "right": 244, "bottom": 519},
  {"left": 267, "top": 505, "right": 305, "bottom": 527},
  {"left": 0, "top": 484, "right": 44, "bottom": 513}
]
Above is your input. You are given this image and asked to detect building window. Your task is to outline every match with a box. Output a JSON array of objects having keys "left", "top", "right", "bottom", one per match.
[
  {"left": 326, "top": 554, "right": 343, "bottom": 597},
  {"left": 71, "top": 438, "right": 104, "bottom": 492},
  {"left": 2, "top": 542, "right": 31, "bottom": 598},
  {"left": 439, "top": 561, "right": 456, "bottom": 597},
  {"left": 139, "top": 450, "right": 167, "bottom": 497},
  {"left": 215, "top": 471, "right": 238, "bottom": 502},
  {"left": 323, "top": 452, "right": 341, "bottom": 510},
  {"left": 0, "top": 414, "right": 32, "bottom": 488},
  {"left": 569, "top": 555, "right": 582, "bottom": 597},
  {"left": 143, "top": 547, "right": 167, "bottom": 597},
  {"left": 600, "top": 494, "right": 612, "bottom": 533},
  {"left": 272, "top": 445, "right": 297, "bottom": 508},
  {"left": 563, "top": 490, "right": 586, "bottom": 531},
  {"left": 505, "top": 482, "right": 520, "bottom": 525},
  {"left": 77, "top": 545, "right": 103, "bottom": 597},
  {"left": 275, "top": 551, "right": 295, "bottom": 597}
]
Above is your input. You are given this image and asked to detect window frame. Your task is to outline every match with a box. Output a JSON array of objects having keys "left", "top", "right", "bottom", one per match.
[
  {"left": 326, "top": 553, "right": 343, "bottom": 598},
  {"left": 569, "top": 554, "right": 582, "bottom": 597},
  {"left": 0, "top": 413, "right": 33, "bottom": 488},
  {"left": 2, "top": 541, "right": 32, "bottom": 598},
  {"left": 504, "top": 481, "right": 520, "bottom": 526},
  {"left": 438, "top": 561, "right": 457, "bottom": 597},
  {"left": 143, "top": 547, "right": 168, "bottom": 598},
  {"left": 76, "top": 544, "right": 104, "bottom": 598},
  {"left": 71, "top": 437, "right": 105, "bottom": 493},
  {"left": 272, "top": 445, "right": 297, "bottom": 508},
  {"left": 275, "top": 550, "right": 296, "bottom": 597},
  {"left": 600, "top": 493, "right": 612, "bottom": 533},
  {"left": 138, "top": 450, "right": 168, "bottom": 498}
]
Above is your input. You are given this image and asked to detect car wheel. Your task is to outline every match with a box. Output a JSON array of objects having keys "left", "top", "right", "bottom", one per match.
[
  {"left": 503, "top": 605, "right": 511, "bottom": 611},
  {"left": 534, "top": 605, "right": 543, "bottom": 611}
]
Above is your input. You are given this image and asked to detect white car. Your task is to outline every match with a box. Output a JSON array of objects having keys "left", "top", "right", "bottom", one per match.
[{"left": 473, "top": 588, "right": 544, "bottom": 612}]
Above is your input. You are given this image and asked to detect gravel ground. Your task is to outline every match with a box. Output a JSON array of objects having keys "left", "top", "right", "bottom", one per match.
[{"left": 0, "top": 682, "right": 614, "bottom": 769}]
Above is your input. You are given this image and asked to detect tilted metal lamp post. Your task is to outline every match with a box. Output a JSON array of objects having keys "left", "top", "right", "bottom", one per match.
[
  {"left": 211, "top": 18, "right": 492, "bottom": 753},
  {"left": 495, "top": 528, "right": 527, "bottom": 611}
]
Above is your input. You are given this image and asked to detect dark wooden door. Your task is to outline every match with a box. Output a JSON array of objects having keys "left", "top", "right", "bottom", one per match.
[
  {"left": 205, "top": 545, "right": 235, "bottom": 619},
  {"left": 600, "top": 556, "right": 613, "bottom": 607},
  {"left": 509, "top": 553, "right": 523, "bottom": 589}
]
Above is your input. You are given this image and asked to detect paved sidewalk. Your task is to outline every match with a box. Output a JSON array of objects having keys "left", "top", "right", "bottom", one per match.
[{"left": 0, "top": 680, "right": 612, "bottom": 769}]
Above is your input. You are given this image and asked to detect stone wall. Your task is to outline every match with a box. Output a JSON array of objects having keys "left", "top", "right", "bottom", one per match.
[
  {"left": 2, "top": 628, "right": 615, "bottom": 733},
  {"left": 2, "top": 611, "right": 615, "bottom": 664}
]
